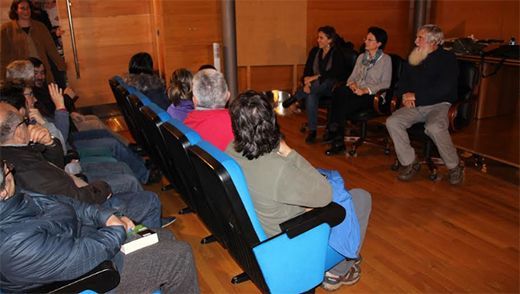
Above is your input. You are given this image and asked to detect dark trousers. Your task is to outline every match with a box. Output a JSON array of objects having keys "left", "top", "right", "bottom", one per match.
[{"left": 329, "top": 85, "right": 374, "bottom": 144}]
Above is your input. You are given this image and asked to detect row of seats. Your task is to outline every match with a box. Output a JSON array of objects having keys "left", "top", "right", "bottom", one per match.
[{"left": 109, "top": 77, "right": 348, "bottom": 293}]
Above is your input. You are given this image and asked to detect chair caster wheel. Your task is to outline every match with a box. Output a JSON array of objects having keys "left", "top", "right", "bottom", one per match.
[
  {"left": 429, "top": 173, "right": 438, "bottom": 181},
  {"left": 348, "top": 150, "right": 357, "bottom": 157},
  {"left": 384, "top": 149, "right": 390, "bottom": 155}
]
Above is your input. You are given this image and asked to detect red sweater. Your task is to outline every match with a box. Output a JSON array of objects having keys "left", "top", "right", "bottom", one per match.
[{"left": 184, "top": 109, "right": 234, "bottom": 151}]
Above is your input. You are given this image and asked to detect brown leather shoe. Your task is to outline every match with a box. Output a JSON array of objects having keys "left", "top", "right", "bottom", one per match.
[
  {"left": 448, "top": 165, "right": 464, "bottom": 185},
  {"left": 397, "top": 160, "right": 420, "bottom": 181}
]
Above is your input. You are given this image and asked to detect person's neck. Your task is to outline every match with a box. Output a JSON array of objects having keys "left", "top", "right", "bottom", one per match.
[
  {"left": 368, "top": 49, "right": 377, "bottom": 58},
  {"left": 322, "top": 46, "right": 330, "bottom": 55},
  {"left": 17, "top": 19, "right": 31, "bottom": 28}
]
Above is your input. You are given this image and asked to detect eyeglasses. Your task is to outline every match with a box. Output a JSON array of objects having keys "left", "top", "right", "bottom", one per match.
[
  {"left": 364, "top": 38, "right": 377, "bottom": 42},
  {"left": 0, "top": 160, "right": 14, "bottom": 190},
  {"left": 16, "top": 117, "right": 32, "bottom": 128},
  {"left": 23, "top": 90, "right": 34, "bottom": 97}
]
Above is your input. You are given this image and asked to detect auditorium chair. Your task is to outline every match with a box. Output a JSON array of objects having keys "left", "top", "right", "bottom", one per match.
[
  {"left": 159, "top": 119, "right": 201, "bottom": 214},
  {"left": 140, "top": 104, "right": 180, "bottom": 191},
  {"left": 26, "top": 261, "right": 119, "bottom": 293},
  {"left": 161, "top": 122, "right": 229, "bottom": 246},
  {"left": 343, "top": 53, "right": 405, "bottom": 157},
  {"left": 188, "top": 140, "right": 346, "bottom": 293},
  {"left": 390, "top": 59, "right": 479, "bottom": 180}
]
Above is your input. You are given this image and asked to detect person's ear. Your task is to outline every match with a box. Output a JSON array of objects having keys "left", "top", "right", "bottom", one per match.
[{"left": 225, "top": 91, "right": 231, "bottom": 101}]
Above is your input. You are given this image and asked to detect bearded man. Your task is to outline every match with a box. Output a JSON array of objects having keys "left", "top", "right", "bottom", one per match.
[{"left": 386, "top": 24, "right": 463, "bottom": 184}]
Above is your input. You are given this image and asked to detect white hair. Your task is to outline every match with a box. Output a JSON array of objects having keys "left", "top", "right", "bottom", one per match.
[
  {"left": 192, "top": 69, "right": 228, "bottom": 109},
  {"left": 420, "top": 24, "right": 444, "bottom": 45}
]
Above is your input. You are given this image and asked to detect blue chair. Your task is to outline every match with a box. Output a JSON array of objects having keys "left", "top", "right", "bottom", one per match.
[
  {"left": 140, "top": 104, "right": 183, "bottom": 191},
  {"left": 188, "top": 141, "right": 346, "bottom": 293},
  {"left": 159, "top": 119, "right": 201, "bottom": 214}
]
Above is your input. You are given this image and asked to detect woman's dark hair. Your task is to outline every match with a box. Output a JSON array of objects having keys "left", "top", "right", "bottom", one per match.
[
  {"left": 167, "top": 68, "right": 193, "bottom": 106},
  {"left": 0, "top": 85, "right": 26, "bottom": 110},
  {"left": 368, "top": 26, "right": 388, "bottom": 50},
  {"left": 9, "top": 0, "right": 32, "bottom": 20},
  {"left": 229, "top": 90, "right": 281, "bottom": 160},
  {"left": 128, "top": 52, "right": 154, "bottom": 75},
  {"left": 318, "top": 25, "right": 338, "bottom": 46}
]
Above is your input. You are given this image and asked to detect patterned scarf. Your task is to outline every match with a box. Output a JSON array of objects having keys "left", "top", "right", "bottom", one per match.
[{"left": 361, "top": 49, "right": 383, "bottom": 68}]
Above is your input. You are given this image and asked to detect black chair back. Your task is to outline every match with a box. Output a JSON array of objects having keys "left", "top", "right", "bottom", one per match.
[
  {"left": 188, "top": 144, "right": 268, "bottom": 292},
  {"left": 140, "top": 106, "right": 180, "bottom": 187},
  {"left": 453, "top": 60, "right": 479, "bottom": 129},
  {"left": 159, "top": 121, "right": 201, "bottom": 212}
]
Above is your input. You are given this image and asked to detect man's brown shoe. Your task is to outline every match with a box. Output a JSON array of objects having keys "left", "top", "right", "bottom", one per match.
[
  {"left": 448, "top": 165, "right": 464, "bottom": 185},
  {"left": 397, "top": 160, "right": 421, "bottom": 181}
]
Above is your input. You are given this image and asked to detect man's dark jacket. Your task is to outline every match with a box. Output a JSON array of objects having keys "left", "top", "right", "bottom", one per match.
[
  {"left": 0, "top": 190, "right": 125, "bottom": 292},
  {"left": 396, "top": 47, "right": 459, "bottom": 106},
  {"left": 1, "top": 141, "right": 111, "bottom": 204}
]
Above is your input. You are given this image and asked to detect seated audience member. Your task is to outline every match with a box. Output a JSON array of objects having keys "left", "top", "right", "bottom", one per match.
[
  {"left": 26, "top": 59, "right": 159, "bottom": 184},
  {"left": 184, "top": 69, "right": 233, "bottom": 151},
  {"left": 0, "top": 101, "right": 166, "bottom": 228},
  {"left": 167, "top": 68, "right": 194, "bottom": 121},
  {"left": 0, "top": 160, "right": 199, "bottom": 293},
  {"left": 0, "top": 85, "right": 145, "bottom": 194},
  {"left": 326, "top": 27, "right": 392, "bottom": 155},
  {"left": 385, "top": 24, "right": 463, "bottom": 184},
  {"left": 4, "top": 59, "right": 68, "bottom": 153},
  {"left": 283, "top": 25, "right": 348, "bottom": 144},
  {"left": 122, "top": 52, "right": 170, "bottom": 110},
  {"left": 226, "top": 91, "right": 372, "bottom": 291}
]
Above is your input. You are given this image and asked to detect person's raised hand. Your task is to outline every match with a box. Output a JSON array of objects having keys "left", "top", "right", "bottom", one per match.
[{"left": 48, "top": 83, "right": 65, "bottom": 110}]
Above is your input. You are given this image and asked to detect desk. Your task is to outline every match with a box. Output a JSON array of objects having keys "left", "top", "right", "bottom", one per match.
[{"left": 457, "top": 54, "right": 519, "bottom": 119}]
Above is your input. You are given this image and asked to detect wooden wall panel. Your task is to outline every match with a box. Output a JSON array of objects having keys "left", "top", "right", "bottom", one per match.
[
  {"left": 159, "top": 0, "right": 222, "bottom": 77},
  {"left": 307, "top": 0, "right": 412, "bottom": 58},
  {"left": 250, "top": 65, "right": 294, "bottom": 92},
  {"left": 237, "top": 66, "right": 248, "bottom": 93},
  {"left": 0, "top": 1, "right": 11, "bottom": 25},
  {"left": 57, "top": 0, "right": 154, "bottom": 106},
  {"left": 431, "top": 0, "right": 520, "bottom": 41},
  {"left": 236, "top": 0, "right": 307, "bottom": 66}
]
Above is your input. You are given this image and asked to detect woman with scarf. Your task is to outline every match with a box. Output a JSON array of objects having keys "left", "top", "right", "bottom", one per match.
[
  {"left": 284, "top": 26, "right": 348, "bottom": 144},
  {"left": 325, "top": 27, "right": 392, "bottom": 155}
]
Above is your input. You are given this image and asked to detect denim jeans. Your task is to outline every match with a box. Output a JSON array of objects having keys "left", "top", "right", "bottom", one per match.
[
  {"left": 73, "top": 136, "right": 149, "bottom": 183},
  {"left": 102, "top": 191, "right": 161, "bottom": 229},
  {"left": 294, "top": 79, "right": 335, "bottom": 131},
  {"left": 81, "top": 161, "right": 143, "bottom": 194}
]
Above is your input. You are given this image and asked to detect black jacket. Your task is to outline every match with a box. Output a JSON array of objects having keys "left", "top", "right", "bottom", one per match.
[
  {"left": 396, "top": 48, "right": 459, "bottom": 106},
  {"left": 303, "top": 46, "right": 348, "bottom": 84},
  {"left": 1, "top": 141, "right": 111, "bottom": 204}
]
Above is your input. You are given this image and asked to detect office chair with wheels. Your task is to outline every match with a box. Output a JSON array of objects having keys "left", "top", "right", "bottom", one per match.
[
  {"left": 188, "top": 140, "right": 346, "bottom": 293},
  {"left": 389, "top": 59, "right": 479, "bottom": 180},
  {"left": 345, "top": 53, "right": 405, "bottom": 157}
]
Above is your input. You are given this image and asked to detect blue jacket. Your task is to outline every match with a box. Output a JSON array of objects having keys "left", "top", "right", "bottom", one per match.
[{"left": 0, "top": 191, "right": 126, "bottom": 292}]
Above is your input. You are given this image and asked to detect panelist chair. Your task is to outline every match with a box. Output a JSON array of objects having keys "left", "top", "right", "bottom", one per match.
[
  {"left": 345, "top": 53, "right": 405, "bottom": 157},
  {"left": 26, "top": 261, "right": 119, "bottom": 294},
  {"left": 390, "top": 59, "right": 479, "bottom": 180},
  {"left": 299, "top": 45, "right": 358, "bottom": 139},
  {"left": 188, "top": 141, "right": 346, "bottom": 293}
]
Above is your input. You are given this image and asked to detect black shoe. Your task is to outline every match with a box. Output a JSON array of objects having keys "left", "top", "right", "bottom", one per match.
[
  {"left": 282, "top": 96, "right": 298, "bottom": 108},
  {"left": 325, "top": 142, "right": 346, "bottom": 156},
  {"left": 322, "top": 131, "right": 335, "bottom": 144},
  {"left": 397, "top": 160, "right": 421, "bottom": 181},
  {"left": 305, "top": 131, "right": 317, "bottom": 144},
  {"left": 146, "top": 168, "right": 163, "bottom": 184}
]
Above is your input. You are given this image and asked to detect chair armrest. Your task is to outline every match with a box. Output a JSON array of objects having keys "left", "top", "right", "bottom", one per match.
[
  {"left": 279, "top": 202, "right": 345, "bottom": 239},
  {"left": 27, "top": 260, "right": 120, "bottom": 294},
  {"left": 373, "top": 88, "right": 391, "bottom": 115},
  {"left": 448, "top": 96, "right": 477, "bottom": 132},
  {"left": 390, "top": 95, "right": 401, "bottom": 113}
]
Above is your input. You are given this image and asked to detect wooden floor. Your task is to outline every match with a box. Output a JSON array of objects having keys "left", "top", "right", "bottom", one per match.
[{"left": 134, "top": 111, "right": 518, "bottom": 293}]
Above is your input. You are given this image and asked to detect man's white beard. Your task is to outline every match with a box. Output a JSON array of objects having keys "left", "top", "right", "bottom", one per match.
[{"left": 408, "top": 47, "right": 430, "bottom": 66}]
